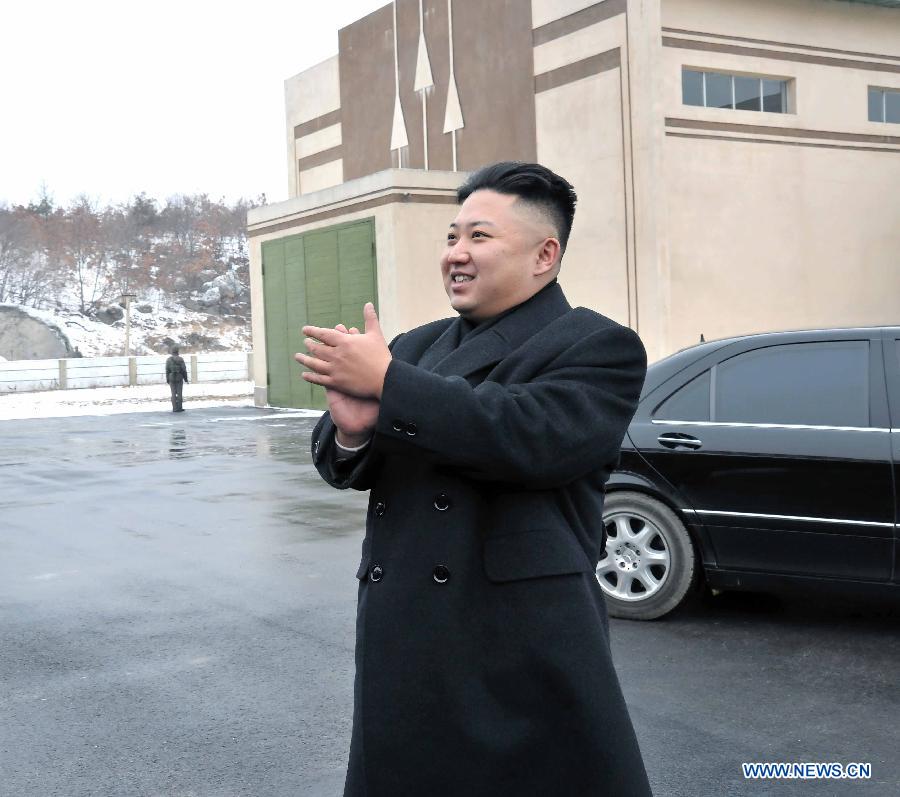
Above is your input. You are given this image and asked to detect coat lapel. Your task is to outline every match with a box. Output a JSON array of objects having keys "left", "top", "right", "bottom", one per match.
[
  {"left": 416, "top": 317, "right": 464, "bottom": 372},
  {"left": 430, "top": 282, "right": 572, "bottom": 379}
]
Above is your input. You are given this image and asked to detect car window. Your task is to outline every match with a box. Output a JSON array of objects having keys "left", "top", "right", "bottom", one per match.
[
  {"left": 715, "top": 341, "right": 870, "bottom": 427},
  {"left": 654, "top": 370, "right": 711, "bottom": 421},
  {"left": 643, "top": 339, "right": 728, "bottom": 397}
]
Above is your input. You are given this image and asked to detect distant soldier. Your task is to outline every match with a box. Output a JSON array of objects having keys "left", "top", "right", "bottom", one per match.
[{"left": 165, "top": 346, "right": 189, "bottom": 412}]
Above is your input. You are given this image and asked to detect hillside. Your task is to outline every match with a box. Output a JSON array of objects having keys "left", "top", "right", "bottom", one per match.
[{"left": 0, "top": 192, "right": 257, "bottom": 359}]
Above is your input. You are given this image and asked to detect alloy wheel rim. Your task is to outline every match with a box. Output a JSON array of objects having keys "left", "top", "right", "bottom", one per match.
[{"left": 596, "top": 511, "right": 671, "bottom": 602}]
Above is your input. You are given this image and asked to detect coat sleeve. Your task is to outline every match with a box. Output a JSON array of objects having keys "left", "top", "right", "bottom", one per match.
[
  {"left": 311, "top": 411, "right": 384, "bottom": 492},
  {"left": 374, "top": 323, "right": 647, "bottom": 489},
  {"left": 310, "top": 333, "right": 406, "bottom": 492}
]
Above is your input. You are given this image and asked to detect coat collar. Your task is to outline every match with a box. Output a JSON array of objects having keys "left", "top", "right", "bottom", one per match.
[{"left": 423, "top": 281, "right": 572, "bottom": 379}]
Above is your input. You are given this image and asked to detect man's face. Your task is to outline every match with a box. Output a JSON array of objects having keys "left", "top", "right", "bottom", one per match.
[{"left": 440, "top": 189, "right": 558, "bottom": 322}]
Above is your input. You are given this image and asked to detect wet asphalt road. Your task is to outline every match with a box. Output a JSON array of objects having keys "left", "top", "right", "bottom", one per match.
[{"left": 1, "top": 407, "right": 898, "bottom": 797}]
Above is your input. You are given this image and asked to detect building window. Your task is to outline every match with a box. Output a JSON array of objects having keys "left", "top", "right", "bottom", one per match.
[
  {"left": 868, "top": 87, "right": 900, "bottom": 123},
  {"left": 682, "top": 69, "right": 789, "bottom": 113}
]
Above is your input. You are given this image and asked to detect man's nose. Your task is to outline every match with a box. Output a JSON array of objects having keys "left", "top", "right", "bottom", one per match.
[{"left": 446, "top": 241, "right": 470, "bottom": 263}]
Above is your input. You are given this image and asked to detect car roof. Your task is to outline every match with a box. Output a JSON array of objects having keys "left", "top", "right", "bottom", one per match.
[
  {"left": 643, "top": 324, "right": 898, "bottom": 397},
  {"left": 687, "top": 324, "right": 899, "bottom": 348}
]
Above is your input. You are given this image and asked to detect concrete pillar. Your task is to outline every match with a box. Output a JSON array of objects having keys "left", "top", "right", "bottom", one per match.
[
  {"left": 625, "top": 0, "right": 671, "bottom": 362},
  {"left": 190, "top": 355, "right": 199, "bottom": 383},
  {"left": 128, "top": 357, "right": 137, "bottom": 386},
  {"left": 246, "top": 351, "right": 253, "bottom": 380},
  {"left": 59, "top": 359, "right": 67, "bottom": 390}
]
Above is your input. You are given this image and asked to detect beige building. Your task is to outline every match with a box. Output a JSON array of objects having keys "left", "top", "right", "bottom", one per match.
[{"left": 247, "top": 0, "right": 900, "bottom": 409}]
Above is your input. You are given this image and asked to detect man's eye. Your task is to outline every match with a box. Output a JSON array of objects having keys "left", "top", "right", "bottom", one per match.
[
  {"left": 447, "top": 235, "right": 457, "bottom": 243},
  {"left": 472, "top": 231, "right": 487, "bottom": 238}
]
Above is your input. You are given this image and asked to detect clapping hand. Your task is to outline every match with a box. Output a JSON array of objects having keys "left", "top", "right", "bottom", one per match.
[{"left": 295, "top": 304, "right": 389, "bottom": 447}]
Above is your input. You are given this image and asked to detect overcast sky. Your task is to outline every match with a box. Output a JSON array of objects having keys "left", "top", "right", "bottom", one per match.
[{"left": 0, "top": 0, "right": 388, "bottom": 209}]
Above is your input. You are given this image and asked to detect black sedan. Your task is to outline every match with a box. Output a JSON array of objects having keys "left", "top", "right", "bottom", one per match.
[{"left": 600, "top": 325, "right": 900, "bottom": 619}]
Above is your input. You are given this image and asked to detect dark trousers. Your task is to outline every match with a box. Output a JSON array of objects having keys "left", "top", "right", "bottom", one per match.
[{"left": 169, "top": 380, "right": 184, "bottom": 412}]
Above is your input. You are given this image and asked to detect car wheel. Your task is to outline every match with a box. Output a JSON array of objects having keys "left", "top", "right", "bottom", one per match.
[{"left": 596, "top": 491, "right": 698, "bottom": 620}]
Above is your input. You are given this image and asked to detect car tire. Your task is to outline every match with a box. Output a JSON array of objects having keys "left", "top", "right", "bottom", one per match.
[{"left": 597, "top": 491, "right": 699, "bottom": 620}]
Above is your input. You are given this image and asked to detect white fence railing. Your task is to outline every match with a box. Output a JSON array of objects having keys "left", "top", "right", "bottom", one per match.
[{"left": 0, "top": 352, "right": 253, "bottom": 394}]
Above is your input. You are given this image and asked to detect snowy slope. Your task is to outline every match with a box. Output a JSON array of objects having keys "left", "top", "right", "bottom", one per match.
[{"left": 3, "top": 293, "right": 251, "bottom": 358}]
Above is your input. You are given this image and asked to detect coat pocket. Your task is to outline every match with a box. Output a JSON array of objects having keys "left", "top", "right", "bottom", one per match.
[{"left": 483, "top": 528, "right": 593, "bottom": 583}]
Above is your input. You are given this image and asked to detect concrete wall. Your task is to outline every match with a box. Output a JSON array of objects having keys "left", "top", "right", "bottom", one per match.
[
  {"left": 661, "top": 0, "right": 900, "bottom": 351},
  {"left": 247, "top": 169, "right": 462, "bottom": 406},
  {"left": 269, "top": 0, "right": 900, "bottom": 378},
  {"left": 0, "top": 352, "right": 253, "bottom": 394},
  {"left": 285, "top": 56, "right": 342, "bottom": 198},
  {"left": 533, "top": 3, "right": 634, "bottom": 334},
  {"left": 530, "top": 0, "right": 670, "bottom": 359}
]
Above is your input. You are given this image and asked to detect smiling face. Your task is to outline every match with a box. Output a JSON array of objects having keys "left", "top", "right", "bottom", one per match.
[{"left": 440, "top": 190, "right": 561, "bottom": 322}]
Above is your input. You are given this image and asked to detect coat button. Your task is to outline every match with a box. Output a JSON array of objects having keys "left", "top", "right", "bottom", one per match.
[
  {"left": 433, "top": 565, "right": 450, "bottom": 584},
  {"left": 392, "top": 419, "right": 407, "bottom": 432},
  {"left": 374, "top": 501, "right": 386, "bottom": 517},
  {"left": 370, "top": 565, "right": 384, "bottom": 582},
  {"left": 405, "top": 422, "right": 418, "bottom": 436},
  {"left": 433, "top": 493, "right": 450, "bottom": 511}
]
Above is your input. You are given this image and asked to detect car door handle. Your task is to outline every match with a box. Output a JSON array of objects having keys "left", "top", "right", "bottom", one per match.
[{"left": 657, "top": 433, "right": 703, "bottom": 450}]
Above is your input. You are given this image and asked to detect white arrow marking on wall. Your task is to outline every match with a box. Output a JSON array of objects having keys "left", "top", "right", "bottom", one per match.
[
  {"left": 442, "top": 0, "right": 464, "bottom": 171},
  {"left": 390, "top": 0, "right": 409, "bottom": 164},
  {"left": 414, "top": 0, "right": 434, "bottom": 170}
]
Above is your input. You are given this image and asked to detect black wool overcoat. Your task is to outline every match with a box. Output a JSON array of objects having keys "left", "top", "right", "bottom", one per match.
[{"left": 312, "top": 282, "right": 653, "bottom": 797}]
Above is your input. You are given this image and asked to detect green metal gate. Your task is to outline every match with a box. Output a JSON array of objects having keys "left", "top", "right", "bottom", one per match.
[{"left": 262, "top": 219, "right": 377, "bottom": 409}]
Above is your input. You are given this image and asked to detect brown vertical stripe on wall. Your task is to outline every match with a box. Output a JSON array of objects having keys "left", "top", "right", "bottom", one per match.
[
  {"left": 534, "top": 48, "right": 621, "bottom": 93},
  {"left": 293, "top": 109, "right": 342, "bottom": 140},
  {"left": 452, "top": 0, "right": 537, "bottom": 170},
  {"left": 339, "top": 0, "right": 536, "bottom": 181},
  {"left": 532, "top": 0, "right": 627, "bottom": 46},
  {"left": 423, "top": 0, "right": 452, "bottom": 171},
  {"left": 339, "top": 4, "right": 396, "bottom": 181},
  {"left": 396, "top": 0, "right": 425, "bottom": 170}
]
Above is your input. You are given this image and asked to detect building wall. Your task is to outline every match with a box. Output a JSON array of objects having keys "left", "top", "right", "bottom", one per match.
[
  {"left": 537, "top": 66, "right": 631, "bottom": 326},
  {"left": 661, "top": 0, "right": 900, "bottom": 351},
  {"left": 269, "top": 0, "right": 900, "bottom": 403},
  {"left": 530, "top": 0, "right": 671, "bottom": 358},
  {"left": 247, "top": 170, "right": 461, "bottom": 405},
  {"left": 284, "top": 56, "right": 342, "bottom": 198}
]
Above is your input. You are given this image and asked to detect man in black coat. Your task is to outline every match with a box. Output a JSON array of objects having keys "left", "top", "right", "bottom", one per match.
[
  {"left": 297, "top": 162, "right": 652, "bottom": 796},
  {"left": 165, "top": 346, "right": 188, "bottom": 412}
]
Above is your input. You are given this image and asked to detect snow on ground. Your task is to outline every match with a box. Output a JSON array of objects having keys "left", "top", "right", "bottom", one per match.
[
  {"left": 0, "top": 381, "right": 326, "bottom": 421},
  {"left": 4, "top": 292, "right": 251, "bottom": 358}
]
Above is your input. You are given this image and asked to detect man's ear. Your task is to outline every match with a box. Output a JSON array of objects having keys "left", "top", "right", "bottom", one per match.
[{"left": 533, "top": 237, "right": 561, "bottom": 277}]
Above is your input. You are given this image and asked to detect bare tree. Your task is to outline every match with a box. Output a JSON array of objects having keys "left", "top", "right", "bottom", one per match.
[
  {"left": 63, "top": 196, "right": 114, "bottom": 314},
  {"left": 0, "top": 189, "right": 257, "bottom": 313}
]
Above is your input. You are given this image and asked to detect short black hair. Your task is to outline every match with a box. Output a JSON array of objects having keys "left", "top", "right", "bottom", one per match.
[{"left": 456, "top": 161, "right": 577, "bottom": 254}]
